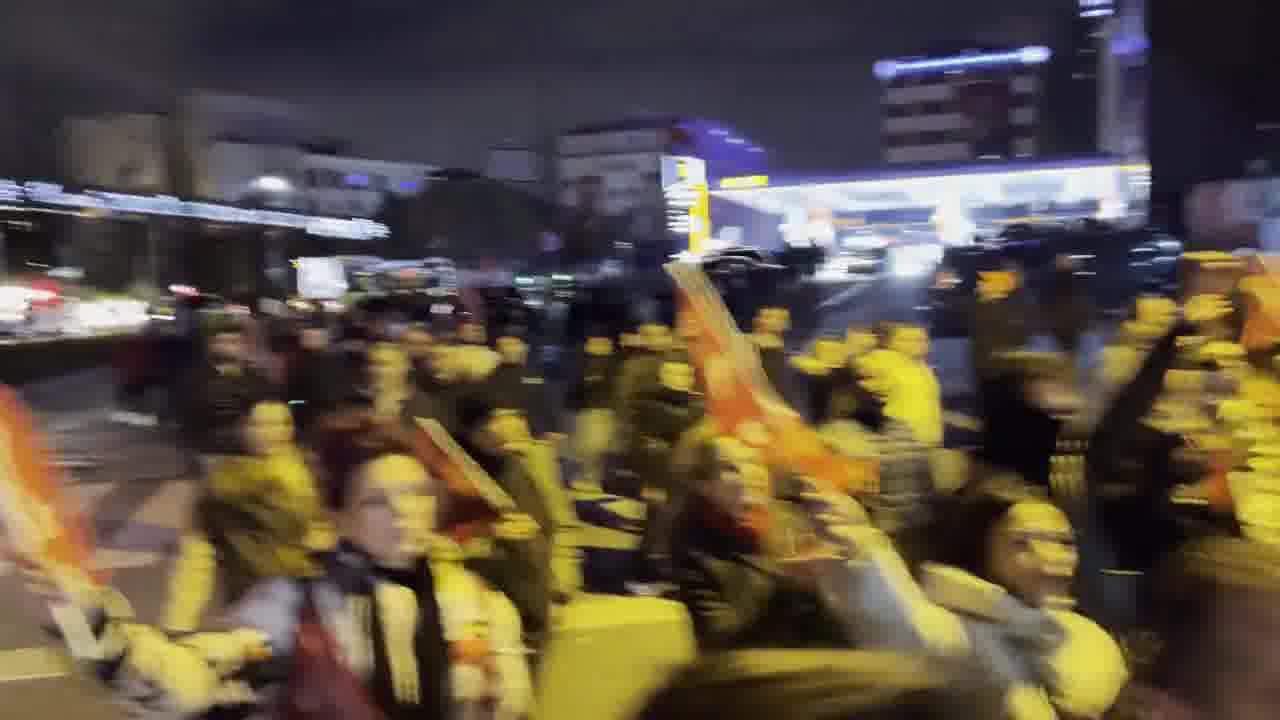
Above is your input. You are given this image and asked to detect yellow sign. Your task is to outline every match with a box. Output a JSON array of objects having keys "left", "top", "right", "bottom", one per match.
[{"left": 718, "top": 175, "right": 770, "bottom": 190}]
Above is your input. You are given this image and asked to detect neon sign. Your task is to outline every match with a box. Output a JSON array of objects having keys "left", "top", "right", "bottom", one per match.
[
  {"left": 662, "top": 156, "right": 711, "bottom": 253},
  {"left": 874, "top": 46, "right": 1052, "bottom": 81},
  {"left": 718, "top": 175, "right": 770, "bottom": 190},
  {"left": 0, "top": 179, "right": 389, "bottom": 240}
]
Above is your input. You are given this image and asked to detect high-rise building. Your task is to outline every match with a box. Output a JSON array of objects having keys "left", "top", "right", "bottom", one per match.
[{"left": 875, "top": 47, "right": 1051, "bottom": 165}]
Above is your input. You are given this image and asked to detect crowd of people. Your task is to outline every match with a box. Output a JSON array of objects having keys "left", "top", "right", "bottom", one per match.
[{"left": 15, "top": 251, "right": 1280, "bottom": 720}]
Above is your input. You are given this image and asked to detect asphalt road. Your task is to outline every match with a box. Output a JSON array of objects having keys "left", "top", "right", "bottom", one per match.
[{"left": 0, "top": 274, "right": 1106, "bottom": 716}]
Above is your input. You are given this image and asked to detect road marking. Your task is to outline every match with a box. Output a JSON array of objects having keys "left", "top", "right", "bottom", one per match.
[{"left": 0, "top": 647, "right": 72, "bottom": 683}]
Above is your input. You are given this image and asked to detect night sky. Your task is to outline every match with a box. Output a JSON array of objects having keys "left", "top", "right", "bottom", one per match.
[{"left": 5, "top": 0, "right": 1069, "bottom": 176}]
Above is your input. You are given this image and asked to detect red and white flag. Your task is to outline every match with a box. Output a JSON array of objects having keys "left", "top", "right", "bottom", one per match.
[
  {"left": 666, "top": 262, "right": 879, "bottom": 495},
  {"left": 1241, "top": 255, "right": 1280, "bottom": 351},
  {"left": 0, "top": 386, "right": 103, "bottom": 602}
]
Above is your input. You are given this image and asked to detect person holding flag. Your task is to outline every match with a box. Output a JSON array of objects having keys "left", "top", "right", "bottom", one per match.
[{"left": 9, "top": 411, "right": 538, "bottom": 720}]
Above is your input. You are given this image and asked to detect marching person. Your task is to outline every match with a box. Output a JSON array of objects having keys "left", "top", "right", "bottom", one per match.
[{"left": 29, "top": 416, "right": 535, "bottom": 720}]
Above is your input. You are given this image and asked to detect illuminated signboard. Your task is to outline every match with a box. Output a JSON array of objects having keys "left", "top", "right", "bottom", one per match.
[
  {"left": 718, "top": 175, "right": 769, "bottom": 190},
  {"left": 0, "top": 179, "right": 389, "bottom": 240},
  {"left": 1079, "top": 0, "right": 1114, "bottom": 17},
  {"left": 662, "top": 156, "right": 711, "bottom": 253}
]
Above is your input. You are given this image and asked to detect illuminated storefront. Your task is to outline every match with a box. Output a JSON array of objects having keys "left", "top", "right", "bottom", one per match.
[
  {"left": 0, "top": 177, "right": 388, "bottom": 297},
  {"left": 710, "top": 156, "right": 1150, "bottom": 253}
]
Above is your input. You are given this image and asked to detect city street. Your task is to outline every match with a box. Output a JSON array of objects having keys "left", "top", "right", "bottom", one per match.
[{"left": 0, "top": 279, "right": 1109, "bottom": 716}]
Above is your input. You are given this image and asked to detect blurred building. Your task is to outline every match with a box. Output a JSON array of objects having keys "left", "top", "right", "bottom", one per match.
[
  {"left": 37, "top": 92, "right": 419, "bottom": 297},
  {"left": 486, "top": 140, "right": 544, "bottom": 190},
  {"left": 555, "top": 116, "right": 765, "bottom": 260},
  {"left": 60, "top": 114, "right": 173, "bottom": 194},
  {"left": 178, "top": 92, "right": 433, "bottom": 217},
  {"left": 1148, "top": 0, "right": 1279, "bottom": 242},
  {"left": 875, "top": 47, "right": 1051, "bottom": 164}
]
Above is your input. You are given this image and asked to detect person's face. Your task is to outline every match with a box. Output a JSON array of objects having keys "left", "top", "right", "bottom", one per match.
[
  {"left": 660, "top": 361, "right": 695, "bottom": 394},
  {"left": 1243, "top": 376, "right": 1280, "bottom": 421},
  {"left": 1136, "top": 296, "right": 1178, "bottom": 334},
  {"left": 1026, "top": 376, "right": 1083, "bottom": 421},
  {"left": 889, "top": 326, "right": 929, "bottom": 361},
  {"left": 496, "top": 336, "right": 528, "bottom": 366},
  {"left": 209, "top": 331, "right": 245, "bottom": 363},
  {"left": 815, "top": 338, "right": 847, "bottom": 366},
  {"left": 459, "top": 322, "right": 486, "bottom": 345},
  {"left": 640, "top": 324, "right": 672, "bottom": 353},
  {"left": 245, "top": 401, "right": 295, "bottom": 457},
  {"left": 987, "top": 502, "right": 1078, "bottom": 608},
  {"left": 484, "top": 410, "right": 532, "bottom": 451},
  {"left": 299, "top": 327, "right": 330, "bottom": 352},
  {"left": 402, "top": 329, "right": 434, "bottom": 362},
  {"left": 341, "top": 454, "right": 434, "bottom": 569},
  {"left": 707, "top": 440, "right": 771, "bottom": 531},
  {"left": 856, "top": 353, "right": 894, "bottom": 401},
  {"left": 431, "top": 345, "right": 461, "bottom": 383},
  {"left": 978, "top": 270, "right": 1019, "bottom": 301},
  {"left": 845, "top": 328, "right": 877, "bottom": 358},
  {"left": 368, "top": 344, "right": 409, "bottom": 388}
]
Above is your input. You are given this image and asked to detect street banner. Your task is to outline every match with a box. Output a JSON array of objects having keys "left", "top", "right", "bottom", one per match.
[
  {"left": 0, "top": 386, "right": 102, "bottom": 602},
  {"left": 666, "top": 262, "right": 878, "bottom": 494}
]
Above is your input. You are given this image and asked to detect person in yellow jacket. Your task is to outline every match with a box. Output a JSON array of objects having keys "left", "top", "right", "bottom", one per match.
[
  {"left": 881, "top": 324, "right": 943, "bottom": 447},
  {"left": 163, "top": 400, "right": 330, "bottom": 634}
]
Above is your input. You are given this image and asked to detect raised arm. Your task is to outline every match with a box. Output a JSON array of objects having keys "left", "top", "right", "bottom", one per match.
[
  {"left": 50, "top": 579, "right": 302, "bottom": 719},
  {"left": 793, "top": 480, "right": 969, "bottom": 656}
]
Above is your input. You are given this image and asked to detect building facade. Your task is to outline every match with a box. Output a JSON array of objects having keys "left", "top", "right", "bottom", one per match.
[
  {"left": 301, "top": 153, "right": 432, "bottom": 218},
  {"left": 59, "top": 114, "right": 174, "bottom": 194},
  {"left": 876, "top": 47, "right": 1051, "bottom": 165}
]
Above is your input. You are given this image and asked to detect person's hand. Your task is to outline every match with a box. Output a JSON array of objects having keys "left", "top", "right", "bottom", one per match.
[
  {"left": 493, "top": 513, "right": 538, "bottom": 541},
  {"left": 1184, "top": 293, "right": 1232, "bottom": 326}
]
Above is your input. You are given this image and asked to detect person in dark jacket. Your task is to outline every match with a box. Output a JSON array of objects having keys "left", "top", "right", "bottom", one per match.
[
  {"left": 971, "top": 263, "right": 1034, "bottom": 473},
  {"left": 790, "top": 336, "right": 858, "bottom": 423},
  {"left": 668, "top": 437, "right": 845, "bottom": 651},
  {"left": 749, "top": 307, "right": 790, "bottom": 398},
  {"left": 285, "top": 319, "right": 350, "bottom": 438},
  {"left": 401, "top": 324, "right": 438, "bottom": 393},
  {"left": 631, "top": 353, "right": 705, "bottom": 501},
  {"left": 1042, "top": 253, "right": 1095, "bottom": 361},
  {"left": 567, "top": 331, "right": 619, "bottom": 493},
  {"left": 484, "top": 325, "right": 552, "bottom": 435},
  {"left": 181, "top": 313, "right": 273, "bottom": 471},
  {"left": 1084, "top": 294, "right": 1234, "bottom": 626},
  {"left": 456, "top": 402, "right": 582, "bottom": 637}
]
